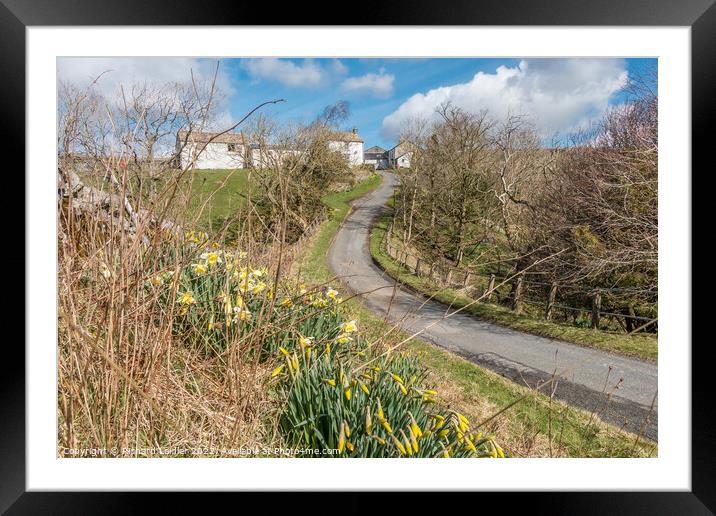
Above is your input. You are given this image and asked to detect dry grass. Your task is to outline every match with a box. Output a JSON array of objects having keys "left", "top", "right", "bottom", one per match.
[{"left": 57, "top": 171, "right": 286, "bottom": 457}]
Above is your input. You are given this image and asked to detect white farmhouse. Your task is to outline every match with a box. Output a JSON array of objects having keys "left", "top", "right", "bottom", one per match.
[
  {"left": 177, "top": 127, "right": 366, "bottom": 170},
  {"left": 328, "top": 128, "right": 364, "bottom": 167},
  {"left": 177, "top": 131, "right": 248, "bottom": 170},
  {"left": 387, "top": 141, "right": 412, "bottom": 169}
]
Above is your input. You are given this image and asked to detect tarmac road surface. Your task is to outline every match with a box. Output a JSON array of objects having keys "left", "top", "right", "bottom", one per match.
[{"left": 327, "top": 172, "right": 658, "bottom": 440}]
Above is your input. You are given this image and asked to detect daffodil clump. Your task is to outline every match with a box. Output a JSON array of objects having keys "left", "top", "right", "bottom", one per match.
[
  {"left": 145, "top": 232, "right": 503, "bottom": 458},
  {"left": 146, "top": 236, "right": 351, "bottom": 359},
  {"left": 273, "top": 320, "right": 504, "bottom": 458}
]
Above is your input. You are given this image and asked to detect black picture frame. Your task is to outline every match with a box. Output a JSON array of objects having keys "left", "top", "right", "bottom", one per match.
[{"left": 2, "top": 0, "right": 708, "bottom": 512}]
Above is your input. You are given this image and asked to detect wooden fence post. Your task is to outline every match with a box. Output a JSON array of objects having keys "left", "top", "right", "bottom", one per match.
[
  {"left": 545, "top": 282, "right": 558, "bottom": 320},
  {"left": 486, "top": 274, "right": 496, "bottom": 302},
  {"left": 591, "top": 290, "right": 602, "bottom": 329},
  {"left": 512, "top": 274, "right": 524, "bottom": 314}
]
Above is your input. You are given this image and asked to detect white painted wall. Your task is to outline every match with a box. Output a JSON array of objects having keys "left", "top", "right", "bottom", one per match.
[
  {"left": 249, "top": 147, "right": 301, "bottom": 168},
  {"left": 364, "top": 157, "right": 388, "bottom": 170},
  {"left": 388, "top": 146, "right": 411, "bottom": 168},
  {"left": 396, "top": 154, "right": 411, "bottom": 168},
  {"left": 329, "top": 140, "right": 364, "bottom": 167},
  {"left": 179, "top": 142, "right": 245, "bottom": 170},
  {"left": 179, "top": 138, "right": 365, "bottom": 169}
]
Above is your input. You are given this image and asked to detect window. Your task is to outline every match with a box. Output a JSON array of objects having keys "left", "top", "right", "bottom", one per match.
[{"left": 227, "top": 143, "right": 237, "bottom": 152}]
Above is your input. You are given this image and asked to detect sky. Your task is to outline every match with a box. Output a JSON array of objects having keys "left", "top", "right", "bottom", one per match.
[{"left": 58, "top": 57, "right": 657, "bottom": 150}]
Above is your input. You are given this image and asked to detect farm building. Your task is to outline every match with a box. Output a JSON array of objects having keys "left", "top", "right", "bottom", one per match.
[
  {"left": 176, "top": 131, "right": 248, "bottom": 170},
  {"left": 387, "top": 141, "right": 413, "bottom": 168},
  {"left": 327, "top": 128, "right": 364, "bottom": 167},
  {"left": 363, "top": 145, "right": 389, "bottom": 170},
  {"left": 177, "top": 128, "right": 365, "bottom": 169}
]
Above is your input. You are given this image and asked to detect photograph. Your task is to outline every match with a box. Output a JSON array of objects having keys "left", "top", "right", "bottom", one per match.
[{"left": 56, "top": 56, "right": 659, "bottom": 460}]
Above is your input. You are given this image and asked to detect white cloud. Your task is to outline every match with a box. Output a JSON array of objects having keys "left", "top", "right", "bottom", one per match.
[
  {"left": 332, "top": 59, "right": 349, "bottom": 75},
  {"left": 57, "top": 57, "right": 233, "bottom": 99},
  {"left": 341, "top": 70, "right": 395, "bottom": 99},
  {"left": 381, "top": 59, "right": 628, "bottom": 140},
  {"left": 242, "top": 58, "right": 325, "bottom": 88}
]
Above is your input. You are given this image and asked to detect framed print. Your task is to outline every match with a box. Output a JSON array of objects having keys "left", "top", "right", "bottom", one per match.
[{"left": 2, "top": 0, "right": 711, "bottom": 512}]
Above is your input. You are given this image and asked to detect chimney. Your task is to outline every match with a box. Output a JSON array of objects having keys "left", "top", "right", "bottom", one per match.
[{"left": 351, "top": 127, "right": 357, "bottom": 135}]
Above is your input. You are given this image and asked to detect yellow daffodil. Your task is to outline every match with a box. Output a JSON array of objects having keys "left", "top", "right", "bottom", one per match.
[
  {"left": 390, "top": 434, "right": 406, "bottom": 455},
  {"left": 337, "top": 425, "right": 346, "bottom": 454},
  {"left": 191, "top": 263, "right": 207, "bottom": 274},
  {"left": 335, "top": 333, "right": 352, "bottom": 344},
  {"left": 324, "top": 379, "right": 337, "bottom": 387},
  {"left": 365, "top": 408, "right": 373, "bottom": 434},
  {"left": 251, "top": 282, "right": 267, "bottom": 295},
  {"left": 200, "top": 251, "right": 222, "bottom": 266},
  {"left": 271, "top": 365, "right": 285, "bottom": 378},
  {"left": 400, "top": 430, "right": 413, "bottom": 456},
  {"left": 179, "top": 291, "right": 196, "bottom": 305},
  {"left": 465, "top": 439, "right": 477, "bottom": 453},
  {"left": 408, "top": 412, "right": 423, "bottom": 439},
  {"left": 280, "top": 298, "right": 293, "bottom": 308},
  {"left": 377, "top": 399, "right": 385, "bottom": 421},
  {"left": 326, "top": 288, "right": 339, "bottom": 300},
  {"left": 291, "top": 353, "right": 299, "bottom": 370},
  {"left": 237, "top": 308, "right": 252, "bottom": 321},
  {"left": 341, "top": 320, "right": 358, "bottom": 333},
  {"left": 298, "top": 335, "right": 314, "bottom": 348},
  {"left": 358, "top": 381, "right": 370, "bottom": 395},
  {"left": 408, "top": 427, "right": 420, "bottom": 453}
]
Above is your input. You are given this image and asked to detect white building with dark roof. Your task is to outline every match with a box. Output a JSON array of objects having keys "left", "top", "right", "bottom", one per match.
[
  {"left": 327, "top": 128, "right": 364, "bottom": 167},
  {"left": 177, "top": 127, "right": 366, "bottom": 170},
  {"left": 387, "top": 141, "right": 413, "bottom": 169},
  {"left": 176, "top": 131, "right": 248, "bottom": 170}
]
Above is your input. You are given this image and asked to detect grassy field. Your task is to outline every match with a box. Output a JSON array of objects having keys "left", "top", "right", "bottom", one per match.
[
  {"left": 178, "top": 169, "right": 254, "bottom": 230},
  {"left": 370, "top": 214, "right": 658, "bottom": 362},
  {"left": 295, "top": 173, "right": 655, "bottom": 458}
]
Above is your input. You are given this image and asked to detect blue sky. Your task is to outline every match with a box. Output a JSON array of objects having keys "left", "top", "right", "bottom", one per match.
[{"left": 58, "top": 57, "right": 656, "bottom": 149}]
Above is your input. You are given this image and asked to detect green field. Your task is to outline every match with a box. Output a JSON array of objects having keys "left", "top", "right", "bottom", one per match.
[
  {"left": 370, "top": 214, "right": 658, "bottom": 362},
  {"left": 295, "top": 174, "right": 655, "bottom": 457},
  {"left": 179, "top": 168, "right": 254, "bottom": 230}
]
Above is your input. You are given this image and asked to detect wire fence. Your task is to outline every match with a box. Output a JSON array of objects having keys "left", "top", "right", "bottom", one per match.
[{"left": 383, "top": 223, "right": 657, "bottom": 335}]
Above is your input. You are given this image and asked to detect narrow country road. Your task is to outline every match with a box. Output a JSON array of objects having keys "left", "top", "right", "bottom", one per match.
[{"left": 328, "top": 172, "right": 658, "bottom": 439}]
